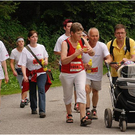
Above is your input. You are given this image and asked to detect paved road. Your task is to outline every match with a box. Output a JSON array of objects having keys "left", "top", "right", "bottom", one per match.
[{"left": 0, "top": 74, "right": 135, "bottom": 134}]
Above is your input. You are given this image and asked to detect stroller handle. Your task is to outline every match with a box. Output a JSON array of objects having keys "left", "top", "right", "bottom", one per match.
[
  {"left": 110, "top": 61, "right": 124, "bottom": 65},
  {"left": 105, "top": 62, "right": 124, "bottom": 69},
  {"left": 105, "top": 62, "right": 110, "bottom": 70}
]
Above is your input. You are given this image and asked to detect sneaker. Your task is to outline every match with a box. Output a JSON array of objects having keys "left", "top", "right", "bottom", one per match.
[
  {"left": 91, "top": 109, "right": 98, "bottom": 119},
  {"left": 32, "top": 110, "right": 37, "bottom": 114},
  {"left": 20, "top": 101, "right": 25, "bottom": 108},
  {"left": 25, "top": 98, "right": 30, "bottom": 105},
  {"left": 74, "top": 103, "right": 80, "bottom": 113},
  {"left": 86, "top": 110, "right": 92, "bottom": 119},
  {"left": 39, "top": 112, "right": 46, "bottom": 118}
]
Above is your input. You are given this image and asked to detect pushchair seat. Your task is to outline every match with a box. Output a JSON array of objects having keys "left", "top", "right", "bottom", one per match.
[
  {"left": 115, "top": 77, "right": 135, "bottom": 111},
  {"left": 117, "top": 63, "right": 135, "bottom": 78},
  {"left": 116, "top": 77, "right": 135, "bottom": 98}
]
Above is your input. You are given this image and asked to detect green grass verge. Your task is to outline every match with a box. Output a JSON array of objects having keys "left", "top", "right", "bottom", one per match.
[
  {"left": 1, "top": 59, "right": 62, "bottom": 95},
  {"left": 1, "top": 68, "right": 61, "bottom": 96}
]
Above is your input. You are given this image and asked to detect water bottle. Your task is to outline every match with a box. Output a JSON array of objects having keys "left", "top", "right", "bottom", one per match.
[
  {"left": 87, "top": 59, "right": 92, "bottom": 73},
  {"left": 41, "top": 59, "right": 47, "bottom": 71},
  {"left": 76, "top": 42, "right": 82, "bottom": 59}
]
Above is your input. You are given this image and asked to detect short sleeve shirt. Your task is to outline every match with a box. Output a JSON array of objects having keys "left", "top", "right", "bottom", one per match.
[
  {"left": 54, "top": 34, "right": 69, "bottom": 52},
  {"left": 54, "top": 34, "right": 69, "bottom": 65},
  {"left": 82, "top": 41, "right": 110, "bottom": 81},
  {"left": 10, "top": 48, "right": 22, "bottom": 68},
  {"left": 107, "top": 38, "right": 135, "bottom": 77},
  {"left": 0, "top": 41, "right": 9, "bottom": 62},
  {"left": 0, "top": 41, "right": 9, "bottom": 79},
  {"left": 18, "top": 44, "right": 48, "bottom": 71}
]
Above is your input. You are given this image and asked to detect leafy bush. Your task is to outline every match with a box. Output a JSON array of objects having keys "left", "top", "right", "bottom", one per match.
[{"left": 0, "top": 19, "right": 27, "bottom": 53}]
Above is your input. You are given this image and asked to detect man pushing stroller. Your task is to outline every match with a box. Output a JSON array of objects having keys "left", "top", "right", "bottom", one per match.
[{"left": 107, "top": 24, "right": 135, "bottom": 84}]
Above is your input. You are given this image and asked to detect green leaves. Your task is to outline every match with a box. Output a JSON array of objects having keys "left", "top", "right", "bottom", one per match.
[{"left": 0, "top": 1, "right": 19, "bottom": 20}]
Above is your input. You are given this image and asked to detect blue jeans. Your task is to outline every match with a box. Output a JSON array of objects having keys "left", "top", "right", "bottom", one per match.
[{"left": 29, "top": 73, "right": 47, "bottom": 113}]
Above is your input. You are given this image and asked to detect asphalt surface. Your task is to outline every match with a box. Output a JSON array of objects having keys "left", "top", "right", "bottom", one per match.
[{"left": 0, "top": 74, "right": 135, "bottom": 134}]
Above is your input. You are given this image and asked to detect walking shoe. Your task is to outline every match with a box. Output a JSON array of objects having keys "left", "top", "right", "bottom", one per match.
[
  {"left": 91, "top": 109, "right": 98, "bottom": 119},
  {"left": 39, "top": 112, "right": 46, "bottom": 118},
  {"left": 74, "top": 103, "right": 77, "bottom": 110},
  {"left": 25, "top": 98, "right": 30, "bottom": 105},
  {"left": 32, "top": 110, "right": 37, "bottom": 114},
  {"left": 20, "top": 100, "right": 25, "bottom": 108},
  {"left": 86, "top": 110, "right": 92, "bottom": 119},
  {"left": 80, "top": 116, "right": 92, "bottom": 126},
  {"left": 74, "top": 103, "right": 80, "bottom": 113}
]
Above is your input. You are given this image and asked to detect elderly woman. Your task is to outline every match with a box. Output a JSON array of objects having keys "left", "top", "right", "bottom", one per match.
[{"left": 60, "top": 22, "right": 95, "bottom": 126}]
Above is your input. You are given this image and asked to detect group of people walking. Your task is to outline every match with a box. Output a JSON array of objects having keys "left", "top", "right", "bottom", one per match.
[
  {"left": 0, "top": 30, "right": 49, "bottom": 118},
  {"left": 0, "top": 19, "right": 135, "bottom": 126},
  {"left": 54, "top": 20, "right": 135, "bottom": 126}
]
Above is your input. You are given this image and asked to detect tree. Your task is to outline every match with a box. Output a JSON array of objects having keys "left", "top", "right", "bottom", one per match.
[
  {"left": 0, "top": 1, "right": 19, "bottom": 20},
  {"left": 83, "top": 1, "right": 135, "bottom": 43},
  {"left": 1, "top": 1, "right": 135, "bottom": 58}
]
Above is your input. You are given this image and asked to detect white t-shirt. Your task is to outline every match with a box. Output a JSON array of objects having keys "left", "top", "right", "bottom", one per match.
[
  {"left": 54, "top": 34, "right": 69, "bottom": 65},
  {"left": 82, "top": 41, "right": 110, "bottom": 81},
  {"left": 18, "top": 44, "right": 48, "bottom": 72},
  {"left": 0, "top": 41, "right": 9, "bottom": 79},
  {"left": 54, "top": 34, "right": 69, "bottom": 52},
  {"left": 10, "top": 48, "right": 22, "bottom": 69}
]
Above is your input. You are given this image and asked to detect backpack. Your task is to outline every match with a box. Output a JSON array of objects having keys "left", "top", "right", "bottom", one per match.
[
  {"left": 110, "top": 37, "right": 130, "bottom": 60},
  {"left": 65, "top": 38, "right": 85, "bottom": 53}
]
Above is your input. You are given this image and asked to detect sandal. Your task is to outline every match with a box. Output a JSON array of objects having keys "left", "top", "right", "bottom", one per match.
[
  {"left": 74, "top": 103, "right": 80, "bottom": 113},
  {"left": 66, "top": 114, "right": 73, "bottom": 123},
  {"left": 86, "top": 110, "right": 92, "bottom": 119},
  {"left": 80, "top": 116, "right": 92, "bottom": 126}
]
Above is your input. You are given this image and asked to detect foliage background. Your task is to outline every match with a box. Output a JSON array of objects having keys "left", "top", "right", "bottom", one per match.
[{"left": 0, "top": 1, "right": 135, "bottom": 94}]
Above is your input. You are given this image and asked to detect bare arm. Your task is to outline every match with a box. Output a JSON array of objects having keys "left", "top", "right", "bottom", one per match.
[
  {"left": 61, "top": 41, "right": 83, "bottom": 65},
  {"left": 83, "top": 63, "right": 92, "bottom": 70},
  {"left": 108, "top": 55, "right": 120, "bottom": 70},
  {"left": 122, "top": 54, "right": 135, "bottom": 62},
  {"left": 82, "top": 38, "right": 95, "bottom": 56},
  {"left": 104, "top": 55, "right": 113, "bottom": 64},
  {"left": 54, "top": 51, "right": 61, "bottom": 56},
  {"left": 21, "top": 65, "right": 28, "bottom": 82},
  {"left": 43, "top": 57, "right": 48, "bottom": 66},
  {"left": 130, "top": 54, "right": 135, "bottom": 62},
  {"left": 10, "top": 59, "right": 17, "bottom": 76},
  {"left": 2, "top": 60, "right": 9, "bottom": 83}
]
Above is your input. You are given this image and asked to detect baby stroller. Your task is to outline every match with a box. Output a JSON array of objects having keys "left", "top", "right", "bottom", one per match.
[{"left": 104, "top": 62, "right": 135, "bottom": 132}]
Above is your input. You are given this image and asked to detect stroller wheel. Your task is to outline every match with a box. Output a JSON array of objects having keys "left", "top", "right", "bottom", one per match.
[
  {"left": 104, "top": 108, "right": 112, "bottom": 128},
  {"left": 119, "top": 120, "right": 127, "bottom": 132}
]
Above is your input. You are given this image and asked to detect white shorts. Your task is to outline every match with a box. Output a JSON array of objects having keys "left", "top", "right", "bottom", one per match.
[
  {"left": 59, "top": 70, "right": 86, "bottom": 105},
  {"left": 0, "top": 65, "right": 4, "bottom": 80},
  {"left": 86, "top": 79, "right": 101, "bottom": 91}
]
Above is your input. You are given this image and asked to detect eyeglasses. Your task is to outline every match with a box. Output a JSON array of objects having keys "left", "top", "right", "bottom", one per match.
[
  {"left": 82, "top": 35, "right": 87, "bottom": 37},
  {"left": 116, "top": 32, "right": 125, "bottom": 35}
]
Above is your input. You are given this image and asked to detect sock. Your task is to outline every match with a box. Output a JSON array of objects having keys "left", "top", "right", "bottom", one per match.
[
  {"left": 86, "top": 107, "right": 90, "bottom": 111},
  {"left": 93, "top": 106, "right": 96, "bottom": 109}
]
